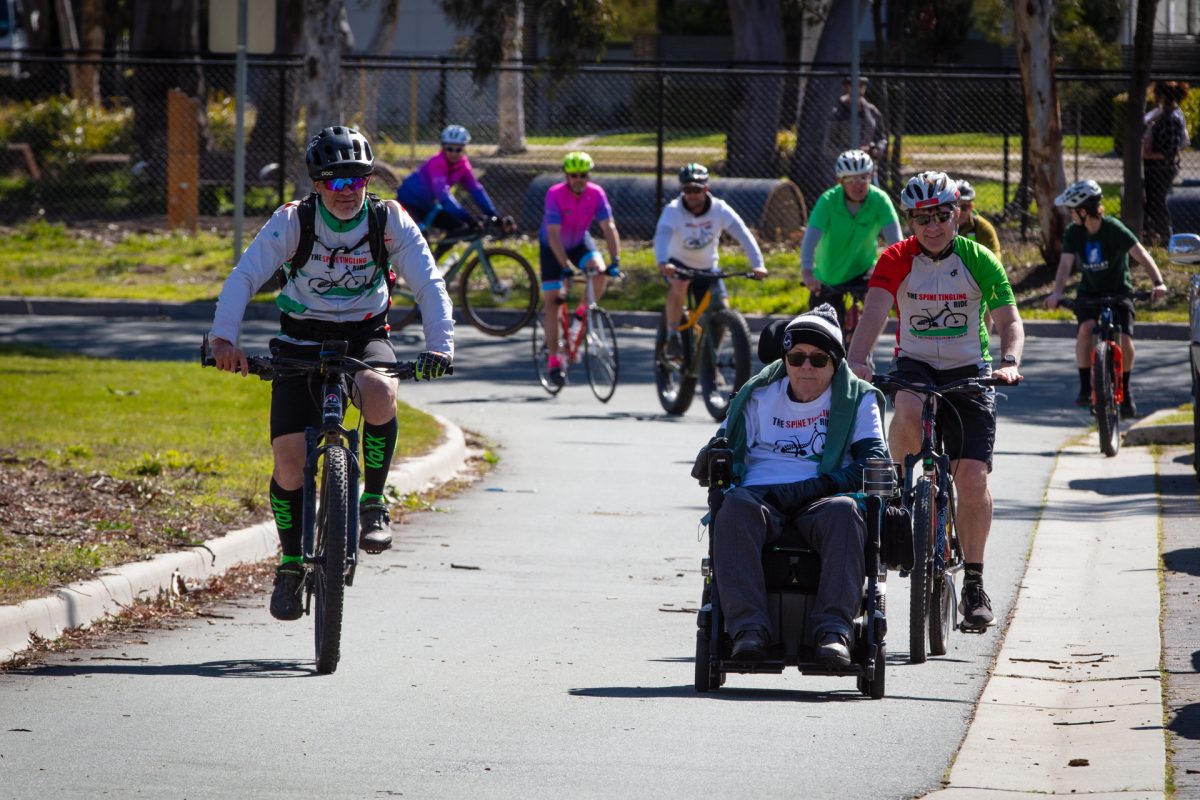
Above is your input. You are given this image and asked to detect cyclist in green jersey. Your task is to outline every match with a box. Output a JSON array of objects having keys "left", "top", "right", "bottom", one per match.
[
  {"left": 1043, "top": 180, "right": 1167, "bottom": 417},
  {"left": 801, "top": 149, "right": 903, "bottom": 331}
]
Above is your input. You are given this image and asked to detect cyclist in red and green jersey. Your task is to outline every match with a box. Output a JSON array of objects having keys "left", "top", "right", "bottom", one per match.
[
  {"left": 846, "top": 170, "right": 1024, "bottom": 631},
  {"left": 801, "top": 149, "right": 902, "bottom": 330}
]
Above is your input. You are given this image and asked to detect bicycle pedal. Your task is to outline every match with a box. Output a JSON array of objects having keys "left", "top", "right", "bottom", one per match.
[{"left": 956, "top": 622, "right": 990, "bottom": 635}]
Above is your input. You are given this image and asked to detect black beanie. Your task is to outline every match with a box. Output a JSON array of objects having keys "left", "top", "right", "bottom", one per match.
[{"left": 782, "top": 303, "right": 845, "bottom": 364}]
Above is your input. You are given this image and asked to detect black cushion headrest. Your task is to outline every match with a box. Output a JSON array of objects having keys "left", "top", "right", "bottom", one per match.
[{"left": 758, "top": 319, "right": 788, "bottom": 365}]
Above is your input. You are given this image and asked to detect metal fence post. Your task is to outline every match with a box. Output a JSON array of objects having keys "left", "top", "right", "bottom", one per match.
[
  {"left": 276, "top": 63, "right": 285, "bottom": 206},
  {"left": 656, "top": 65, "right": 664, "bottom": 218}
]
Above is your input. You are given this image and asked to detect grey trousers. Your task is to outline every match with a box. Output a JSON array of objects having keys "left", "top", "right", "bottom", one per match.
[{"left": 713, "top": 488, "right": 865, "bottom": 640}]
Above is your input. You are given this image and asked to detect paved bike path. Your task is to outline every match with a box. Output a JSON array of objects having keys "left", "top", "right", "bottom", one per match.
[
  {"left": 0, "top": 414, "right": 468, "bottom": 662},
  {"left": 925, "top": 436, "right": 1169, "bottom": 798}
]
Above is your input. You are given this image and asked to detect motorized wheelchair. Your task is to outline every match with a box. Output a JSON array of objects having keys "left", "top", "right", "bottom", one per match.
[{"left": 692, "top": 321, "right": 911, "bottom": 698}]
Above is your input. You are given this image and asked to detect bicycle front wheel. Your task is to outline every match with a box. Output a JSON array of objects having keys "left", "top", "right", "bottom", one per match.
[
  {"left": 391, "top": 288, "right": 421, "bottom": 331},
  {"left": 1093, "top": 343, "right": 1120, "bottom": 457},
  {"left": 909, "top": 475, "right": 936, "bottom": 664},
  {"left": 531, "top": 316, "right": 563, "bottom": 396},
  {"left": 459, "top": 247, "right": 538, "bottom": 336},
  {"left": 314, "top": 446, "right": 350, "bottom": 675},
  {"left": 654, "top": 313, "right": 696, "bottom": 415},
  {"left": 928, "top": 480, "right": 958, "bottom": 656},
  {"left": 584, "top": 307, "right": 620, "bottom": 403},
  {"left": 701, "top": 308, "right": 752, "bottom": 422}
]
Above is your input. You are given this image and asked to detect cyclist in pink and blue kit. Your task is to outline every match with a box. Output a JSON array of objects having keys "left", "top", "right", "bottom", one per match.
[
  {"left": 397, "top": 125, "right": 501, "bottom": 254},
  {"left": 540, "top": 151, "right": 622, "bottom": 387}
]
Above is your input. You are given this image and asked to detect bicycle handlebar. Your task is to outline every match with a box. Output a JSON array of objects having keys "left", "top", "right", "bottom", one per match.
[
  {"left": 1060, "top": 289, "right": 1153, "bottom": 310},
  {"left": 199, "top": 335, "right": 452, "bottom": 382},
  {"left": 670, "top": 265, "right": 760, "bottom": 281},
  {"left": 871, "top": 373, "right": 1020, "bottom": 396}
]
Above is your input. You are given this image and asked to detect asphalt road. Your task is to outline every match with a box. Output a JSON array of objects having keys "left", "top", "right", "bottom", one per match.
[{"left": 0, "top": 316, "right": 1193, "bottom": 799}]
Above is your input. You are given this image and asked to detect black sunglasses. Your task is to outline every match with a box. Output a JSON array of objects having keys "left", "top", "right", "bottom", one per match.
[
  {"left": 443, "top": 146, "right": 464, "bottom": 154},
  {"left": 909, "top": 210, "right": 954, "bottom": 226},
  {"left": 785, "top": 350, "right": 832, "bottom": 368}
]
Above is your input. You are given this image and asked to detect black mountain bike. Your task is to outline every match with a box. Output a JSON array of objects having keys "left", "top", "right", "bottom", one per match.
[
  {"left": 871, "top": 373, "right": 1016, "bottom": 664},
  {"left": 201, "top": 335, "right": 448, "bottom": 674}
]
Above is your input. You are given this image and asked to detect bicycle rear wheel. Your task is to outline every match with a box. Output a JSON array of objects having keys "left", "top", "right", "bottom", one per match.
[
  {"left": 701, "top": 308, "right": 752, "bottom": 422},
  {"left": 1093, "top": 343, "right": 1120, "bottom": 457},
  {"left": 459, "top": 247, "right": 538, "bottom": 336},
  {"left": 909, "top": 475, "right": 936, "bottom": 664},
  {"left": 314, "top": 446, "right": 349, "bottom": 675},
  {"left": 531, "top": 316, "right": 563, "bottom": 395},
  {"left": 584, "top": 307, "right": 619, "bottom": 403},
  {"left": 654, "top": 313, "right": 696, "bottom": 415}
]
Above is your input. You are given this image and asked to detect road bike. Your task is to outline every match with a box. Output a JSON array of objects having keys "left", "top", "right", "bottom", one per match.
[
  {"left": 1069, "top": 291, "right": 1150, "bottom": 458},
  {"left": 200, "top": 335, "right": 447, "bottom": 674},
  {"left": 393, "top": 218, "right": 537, "bottom": 337},
  {"left": 811, "top": 275, "right": 876, "bottom": 373},
  {"left": 653, "top": 265, "right": 754, "bottom": 421},
  {"left": 532, "top": 263, "right": 620, "bottom": 402},
  {"left": 1168, "top": 233, "right": 1200, "bottom": 481},
  {"left": 871, "top": 372, "right": 1015, "bottom": 664}
]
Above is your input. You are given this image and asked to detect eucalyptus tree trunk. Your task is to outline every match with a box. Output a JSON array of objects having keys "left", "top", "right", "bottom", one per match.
[
  {"left": 726, "top": 0, "right": 785, "bottom": 178},
  {"left": 1013, "top": 0, "right": 1066, "bottom": 265},
  {"left": 1122, "top": 0, "right": 1159, "bottom": 239},
  {"left": 295, "top": 0, "right": 352, "bottom": 197},
  {"left": 496, "top": 0, "right": 527, "bottom": 155}
]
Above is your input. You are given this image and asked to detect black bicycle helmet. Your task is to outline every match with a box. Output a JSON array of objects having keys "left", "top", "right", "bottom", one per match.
[
  {"left": 306, "top": 125, "right": 375, "bottom": 180},
  {"left": 678, "top": 162, "right": 709, "bottom": 187}
]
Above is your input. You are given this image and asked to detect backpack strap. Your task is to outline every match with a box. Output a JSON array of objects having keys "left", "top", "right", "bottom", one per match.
[
  {"left": 278, "top": 192, "right": 319, "bottom": 289},
  {"left": 365, "top": 192, "right": 395, "bottom": 291}
]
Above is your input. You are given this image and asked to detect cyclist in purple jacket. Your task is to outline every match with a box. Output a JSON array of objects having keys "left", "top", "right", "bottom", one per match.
[
  {"left": 539, "top": 151, "right": 622, "bottom": 387},
  {"left": 397, "top": 125, "right": 502, "bottom": 254}
]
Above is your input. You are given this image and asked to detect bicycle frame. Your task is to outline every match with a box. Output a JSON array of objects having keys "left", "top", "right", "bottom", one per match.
[
  {"left": 903, "top": 394, "right": 956, "bottom": 585},
  {"left": 300, "top": 343, "right": 362, "bottom": 587},
  {"left": 1090, "top": 305, "right": 1126, "bottom": 408},
  {"left": 674, "top": 283, "right": 718, "bottom": 379}
]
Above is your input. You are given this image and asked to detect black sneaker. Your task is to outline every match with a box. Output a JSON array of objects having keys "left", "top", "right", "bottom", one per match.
[
  {"left": 1074, "top": 389, "right": 1091, "bottom": 407},
  {"left": 549, "top": 364, "right": 566, "bottom": 388},
  {"left": 664, "top": 334, "right": 684, "bottom": 362},
  {"left": 1120, "top": 394, "right": 1138, "bottom": 418},
  {"left": 959, "top": 581, "right": 996, "bottom": 629},
  {"left": 360, "top": 502, "right": 393, "bottom": 554},
  {"left": 269, "top": 564, "right": 304, "bottom": 621},
  {"left": 816, "top": 631, "right": 851, "bottom": 669}
]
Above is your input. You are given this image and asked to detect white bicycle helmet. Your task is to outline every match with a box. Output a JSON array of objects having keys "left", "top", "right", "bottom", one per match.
[
  {"left": 441, "top": 124, "right": 471, "bottom": 146},
  {"left": 956, "top": 179, "right": 975, "bottom": 202},
  {"left": 1054, "top": 179, "right": 1102, "bottom": 209},
  {"left": 835, "top": 149, "right": 874, "bottom": 178},
  {"left": 901, "top": 171, "right": 959, "bottom": 210}
]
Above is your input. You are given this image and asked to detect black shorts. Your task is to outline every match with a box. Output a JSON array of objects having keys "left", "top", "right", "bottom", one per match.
[
  {"left": 1072, "top": 295, "right": 1135, "bottom": 336},
  {"left": 269, "top": 336, "right": 396, "bottom": 440},
  {"left": 539, "top": 233, "right": 601, "bottom": 290},
  {"left": 660, "top": 259, "right": 727, "bottom": 306},
  {"left": 889, "top": 357, "right": 997, "bottom": 470}
]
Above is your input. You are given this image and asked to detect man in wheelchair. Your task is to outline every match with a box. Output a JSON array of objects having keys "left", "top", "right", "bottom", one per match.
[{"left": 694, "top": 304, "right": 887, "bottom": 668}]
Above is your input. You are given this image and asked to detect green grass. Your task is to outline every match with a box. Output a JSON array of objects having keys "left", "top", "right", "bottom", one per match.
[
  {"left": 1152, "top": 402, "right": 1195, "bottom": 426},
  {"left": 900, "top": 132, "right": 1114, "bottom": 155},
  {"left": 0, "top": 343, "right": 440, "bottom": 603}
]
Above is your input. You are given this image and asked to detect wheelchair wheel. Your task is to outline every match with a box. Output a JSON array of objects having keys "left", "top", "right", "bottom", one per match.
[
  {"left": 858, "top": 642, "right": 886, "bottom": 699},
  {"left": 694, "top": 632, "right": 723, "bottom": 692}
]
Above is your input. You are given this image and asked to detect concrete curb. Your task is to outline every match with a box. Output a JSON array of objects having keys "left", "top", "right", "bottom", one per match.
[
  {"left": 0, "top": 295, "right": 1191, "bottom": 340},
  {"left": 0, "top": 412, "right": 469, "bottom": 663},
  {"left": 1123, "top": 407, "right": 1195, "bottom": 446}
]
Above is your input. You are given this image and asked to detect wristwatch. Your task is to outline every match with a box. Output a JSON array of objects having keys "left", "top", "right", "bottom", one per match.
[{"left": 1000, "top": 354, "right": 1018, "bottom": 368}]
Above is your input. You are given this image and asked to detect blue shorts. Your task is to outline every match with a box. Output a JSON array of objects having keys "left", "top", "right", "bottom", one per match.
[{"left": 540, "top": 233, "right": 603, "bottom": 291}]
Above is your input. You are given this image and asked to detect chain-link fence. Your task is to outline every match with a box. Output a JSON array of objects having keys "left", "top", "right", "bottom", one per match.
[{"left": 1, "top": 51, "right": 1197, "bottom": 242}]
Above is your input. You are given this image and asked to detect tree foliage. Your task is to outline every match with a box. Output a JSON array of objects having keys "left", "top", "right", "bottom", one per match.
[
  {"left": 438, "top": 0, "right": 613, "bottom": 81},
  {"left": 972, "top": 0, "right": 1122, "bottom": 69}
]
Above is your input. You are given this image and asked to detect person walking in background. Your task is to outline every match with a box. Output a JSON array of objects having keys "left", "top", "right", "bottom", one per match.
[
  {"left": 829, "top": 77, "right": 888, "bottom": 167},
  {"left": 1143, "top": 81, "right": 1191, "bottom": 247}
]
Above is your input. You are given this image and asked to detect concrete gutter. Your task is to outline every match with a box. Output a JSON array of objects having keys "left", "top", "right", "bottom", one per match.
[
  {"left": 0, "top": 412, "right": 467, "bottom": 663},
  {"left": 1124, "top": 407, "right": 1195, "bottom": 446}
]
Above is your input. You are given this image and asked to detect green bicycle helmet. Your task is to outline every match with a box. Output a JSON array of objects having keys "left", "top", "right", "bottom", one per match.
[{"left": 562, "top": 151, "right": 594, "bottom": 174}]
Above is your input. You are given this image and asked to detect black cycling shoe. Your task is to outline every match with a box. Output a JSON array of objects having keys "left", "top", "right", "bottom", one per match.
[
  {"left": 1120, "top": 394, "right": 1138, "bottom": 418},
  {"left": 730, "top": 627, "right": 769, "bottom": 661},
  {"left": 549, "top": 365, "right": 566, "bottom": 388},
  {"left": 1074, "top": 389, "right": 1091, "bottom": 407},
  {"left": 269, "top": 564, "right": 304, "bottom": 621},
  {"left": 959, "top": 581, "right": 996, "bottom": 630},
  {"left": 360, "top": 502, "right": 393, "bottom": 554}
]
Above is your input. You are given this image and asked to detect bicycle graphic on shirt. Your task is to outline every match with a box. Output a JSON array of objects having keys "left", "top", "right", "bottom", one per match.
[
  {"left": 909, "top": 302, "right": 969, "bottom": 334},
  {"left": 771, "top": 426, "right": 827, "bottom": 458}
]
